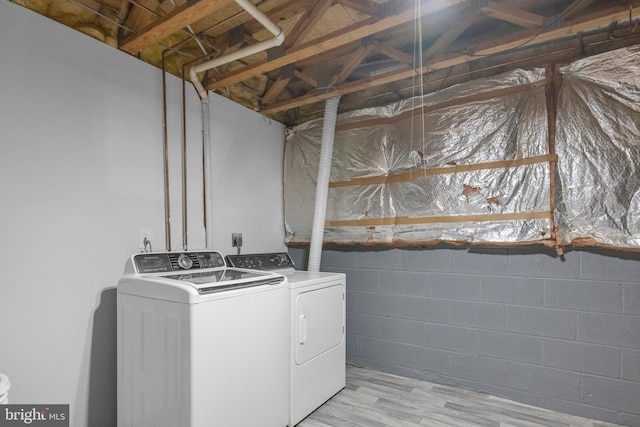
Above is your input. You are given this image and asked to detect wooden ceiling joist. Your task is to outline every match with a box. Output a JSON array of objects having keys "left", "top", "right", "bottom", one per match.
[
  {"left": 285, "top": 0, "right": 334, "bottom": 49},
  {"left": 370, "top": 42, "right": 414, "bottom": 67},
  {"left": 205, "top": 0, "right": 467, "bottom": 91},
  {"left": 333, "top": 44, "right": 372, "bottom": 84},
  {"left": 262, "top": 4, "right": 640, "bottom": 115},
  {"left": 335, "top": 0, "right": 378, "bottom": 17},
  {"left": 294, "top": 69, "right": 318, "bottom": 87},
  {"left": 121, "top": 0, "right": 236, "bottom": 55},
  {"left": 563, "top": 0, "right": 596, "bottom": 19},
  {"left": 124, "top": 0, "right": 160, "bottom": 33},
  {"left": 262, "top": 72, "right": 292, "bottom": 104},
  {"left": 424, "top": 9, "right": 480, "bottom": 60},
  {"left": 481, "top": 1, "right": 544, "bottom": 29}
]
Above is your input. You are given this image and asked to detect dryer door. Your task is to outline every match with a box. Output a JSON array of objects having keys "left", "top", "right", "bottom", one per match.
[{"left": 295, "top": 284, "right": 344, "bottom": 365}]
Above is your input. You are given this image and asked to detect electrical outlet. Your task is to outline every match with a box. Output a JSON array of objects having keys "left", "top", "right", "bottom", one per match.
[
  {"left": 139, "top": 229, "right": 151, "bottom": 250},
  {"left": 232, "top": 233, "right": 243, "bottom": 247}
]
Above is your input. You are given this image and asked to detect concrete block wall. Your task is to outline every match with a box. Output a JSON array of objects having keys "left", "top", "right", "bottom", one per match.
[{"left": 288, "top": 246, "right": 640, "bottom": 426}]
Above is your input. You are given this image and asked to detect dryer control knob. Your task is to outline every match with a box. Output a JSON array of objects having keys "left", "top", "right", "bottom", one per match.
[{"left": 177, "top": 254, "right": 193, "bottom": 269}]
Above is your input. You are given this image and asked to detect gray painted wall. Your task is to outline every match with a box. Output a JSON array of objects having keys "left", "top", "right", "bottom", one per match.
[
  {"left": 289, "top": 246, "right": 640, "bottom": 426},
  {"left": 1, "top": 3, "right": 285, "bottom": 426}
]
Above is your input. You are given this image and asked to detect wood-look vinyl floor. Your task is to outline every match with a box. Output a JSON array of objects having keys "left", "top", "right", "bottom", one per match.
[{"left": 298, "top": 365, "right": 623, "bottom": 427}]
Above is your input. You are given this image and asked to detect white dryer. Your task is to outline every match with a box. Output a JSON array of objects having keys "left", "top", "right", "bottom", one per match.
[
  {"left": 226, "top": 253, "right": 346, "bottom": 426},
  {"left": 117, "top": 250, "right": 290, "bottom": 427}
]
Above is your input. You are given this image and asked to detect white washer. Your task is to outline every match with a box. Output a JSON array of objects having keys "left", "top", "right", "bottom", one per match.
[
  {"left": 117, "top": 250, "right": 290, "bottom": 427},
  {"left": 226, "top": 253, "right": 346, "bottom": 426}
]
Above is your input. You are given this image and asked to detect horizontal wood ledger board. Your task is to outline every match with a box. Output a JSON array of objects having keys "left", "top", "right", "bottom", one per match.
[
  {"left": 325, "top": 211, "right": 552, "bottom": 227},
  {"left": 329, "top": 154, "right": 558, "bottom": 188}
]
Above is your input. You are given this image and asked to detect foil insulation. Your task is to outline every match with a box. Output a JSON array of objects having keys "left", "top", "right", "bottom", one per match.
[
  {"left": 285, "top": 68, "right": 553, "bottom": 244},
  {"left": 285, "top": 46, "right": 640, "bottom": 247},
  {"left": 555, "top": 45, "right": 640, "bottom": 247}
]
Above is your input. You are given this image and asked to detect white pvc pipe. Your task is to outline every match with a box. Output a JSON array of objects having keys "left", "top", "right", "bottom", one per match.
[
  {"left": 189, "top": 0, "right": 284, "bottom": 248},
  {"left": 308, "top": 96, "right": 341, "bottom": 272},
  {"left": 189, "top": 0, "right": 284, "bottom": 100}
]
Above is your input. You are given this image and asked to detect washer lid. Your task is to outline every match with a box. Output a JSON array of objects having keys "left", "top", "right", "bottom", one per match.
[{"left": 160, "top": 268, "right": 285, "bottom": 294}]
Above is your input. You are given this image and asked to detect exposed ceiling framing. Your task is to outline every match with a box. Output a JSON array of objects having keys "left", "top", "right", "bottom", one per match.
[{"left": 12, "top": 0, "right": 640, "bottom": 125}]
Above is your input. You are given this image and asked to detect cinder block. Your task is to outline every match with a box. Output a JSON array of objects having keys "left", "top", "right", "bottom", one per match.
[
  {"left": 580, "top": 376, "right": 640, "bottom": 413},
  {"left": 398, "top": 296, "right": 449, "bottom": 324},
  {"left": 346, "top": 334, "right": 358, "bottom": 357},
  {"left": 424, "top": 323, "right": 477, "bottom": 353},
  {"left": 450, "top": 353, "right": 510, "bottom": 387},
  {"left": 509, "top": 249, "right": 579, "bottom": 279},
  {"left": 578, "top": 312, "right": 640, "bottom": 349},
  {"left": 358, "top": 336, "right": 394, "bottom": 365},
  {"left": 580, "top": 250, "right": 640, "bottom": 282},
  {"left": 288, "top": 247, "right": 307, "bottom": 269},
  {"left": 541, "top": 398, "right": 623, "bottom": 426},
  {"left": 543, "top": 339, "right": 620, "bottom": 378},
  {"left": 321, "top": 249, "right": 358, "bottom": 268},
  {"left": 545, "top": 279, "right": 622, "bottom": 314},
  {"left": 623, "top": 282, "right": 640, "bottom": 315},
  {"left": 427, "top": 273, "right": 481, "bottom": 301},
  {"left": 359, "top": 336, "right": 451, "bottom": 374},
  {"left": 618, "top": 413, "right": 640, "bottom": 427},
  {"left": 449, "top": 301, "right": 507, "bottom": 331},
  {"left": 356, "top": 291, "right": 400, "bottom": 317},
  {"left": 507, "top": 306, "right": 577, "bottom": 339},
  {"left": 621, "top": 349, "right": 640, "bottom": 382},
  {"left": 378, "top": 317, "right": 427, "bottom": 346},
  {"left": 345, "top": 290, "right": 357, "bottom": 313},
  {"left": 379, "top": 270, "right": 427, "bottom": 296},
  {"left": 400, "top": 248, "right": 451, "bottom": 272},
  {"left": 480, "top": 276, "right": 544, "bottom": 306},
  {"left": 509, "top": 362, "right": 580, "bottom": 401},
  {"left": 356, "top": 248, "right": 401, "bottom": 270},
  {"left": 449, "top": 248, "right": 509, "bottom": 275},
  {"left": 346, "top": 312, "right": 380, "bottom": 338},
  {"left": 478, "top": 331, "right": 543, "bottom": 364},
  {"left": 345, "top": 269, "right": 380, "bottom": 292}
]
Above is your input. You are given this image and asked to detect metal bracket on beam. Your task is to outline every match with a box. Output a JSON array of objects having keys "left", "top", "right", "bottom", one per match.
[
  {"left": 229, "top": 25, "right": 245, "bottom": 48},
  {"left": 267, "top": 44, "right": 286, "bottom": 61},
  {"left": 281, "top": 63, "right": 295, "bottom": 79}
]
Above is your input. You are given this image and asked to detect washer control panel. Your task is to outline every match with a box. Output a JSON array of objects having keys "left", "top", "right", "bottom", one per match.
[
  {"left": 134, "top": 251, "right": 225, "bottom": 274},
  {"left": 226, "top": 252, "right": 295, "bottom": 271}
]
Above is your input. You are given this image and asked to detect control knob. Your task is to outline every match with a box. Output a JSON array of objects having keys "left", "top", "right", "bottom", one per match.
[{"left": 177, "top": 254, "right": 193, "bottom": 269}]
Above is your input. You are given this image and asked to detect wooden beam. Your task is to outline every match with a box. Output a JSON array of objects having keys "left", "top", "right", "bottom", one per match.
[
  {"left": 262, "top": 5, "right": 640, "bottom": 115},
  {"left": 285, "top": 0, "right": 334, "bottom": 49},
  {"left": 124, "top": 0, "right": 159, "bottom": 33},
  {"left": 294, "top": 69, "right": 318, "bottom": 87},
  {"left": 562, "top": 0, "right": 595, "bottom": 19},
  {"left": 333, "top": 44, "right": 372, "bottom": 84},
  {"left": 335, "top": 0, "right": 377, "bottom": 16},
  {"left": 424, "top": 9, "right": 480, "bottom": 60},
  {"left": 262, "top": 73, "right": 293, "bottom": 104},
  {"left": 371, "top": 42, "right": 413, "bottom": 66},
  {"left": 481, "top": 1, "right": 544, "bottom": 29},
  {"left": 121, "top": 0, "right": 236, "bottom": 54},
  {"left": 205, "top": 0, "right": 467, "bottom": 91}
]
